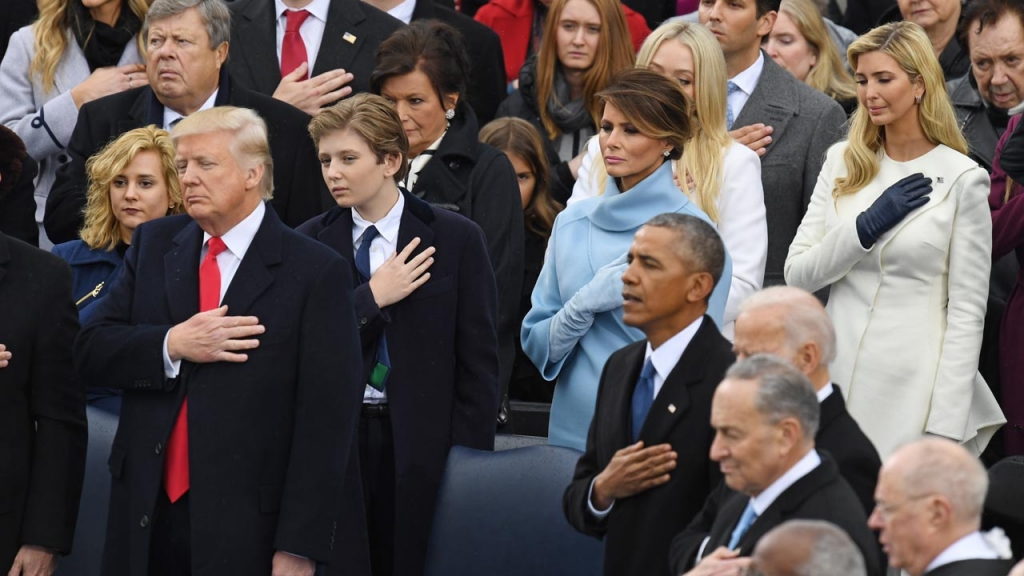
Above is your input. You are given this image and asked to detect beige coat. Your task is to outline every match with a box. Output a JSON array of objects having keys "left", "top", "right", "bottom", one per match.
[{"left": 786, "top": 142, "right": 1005, "bottom": 458}]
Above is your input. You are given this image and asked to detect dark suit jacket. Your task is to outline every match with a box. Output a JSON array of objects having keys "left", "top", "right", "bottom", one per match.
[
  {"left": 0, "top": 233, "right": 86, "bottom": 568},
  {"left": 734, "top": 54, "right": 847, "bottom": 286},
  {"left": 410, "top": 0, "right": 506, "bottom": 126},
  {"left": 45, "top": 70, "right": 331, "bottom": 245},
  {"left": 563, "top": 318, "right": 734, "bottom": 576},
  {"left": 818, "top": 386, "right": 881, "bottom": 515},
  {"left": 298, "top": 190, "right": 499, "bottom": 576},
  {"left": 227, "top": 0, "right": 402, "bottom": 98},
  {"left": 924, "top": 559, "right": 1015, "bottom": 576},
  {"left": 669, "top": 454, "right": 884, "bottom": 576},
  {"left": 0, "top": 154, "right": 38, "bottom": 246},
  {"left": 74, "top": 208, "right": 363, "bottom": 576},
  {"left": 0, "top": 0, "right": 36, "bottom": 61}
]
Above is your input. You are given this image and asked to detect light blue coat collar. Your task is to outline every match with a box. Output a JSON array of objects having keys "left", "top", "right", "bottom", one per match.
[{"left": 586, "top": 162, "right": 691, "bottom": 232}]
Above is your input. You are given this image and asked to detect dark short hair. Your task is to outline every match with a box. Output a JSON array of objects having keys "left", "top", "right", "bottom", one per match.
[
  {"left": 757, "top": 0, "right": 782, "bottom": 18},
  {"left": 643, "top": 213, "right": 726, "bottom": 287},
  {"left": 308, "top": 93, "right": 411, "bottom": 184},
  {"left": 371, "top": 21, "right": 470, "bottom": 118},
  {"left": 725, "top": 354, "right": 820, "bottom": 440},
  {"left": 0, "top": 126, "right": 27, "bottom": 203},
  {"left": 597, "top": 69, "right": 693, "bottom": 160},
  {"left": 959, "top": 0, "right": 1024, "bottom": 50}
]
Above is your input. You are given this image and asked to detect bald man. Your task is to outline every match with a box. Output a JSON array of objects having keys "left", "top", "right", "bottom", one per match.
[
  {"left": 869, "top": 438, "right": 1015, "bottom": 576},
  {"left": 750, "top": 520, "right": 867, "bottom": 576}
]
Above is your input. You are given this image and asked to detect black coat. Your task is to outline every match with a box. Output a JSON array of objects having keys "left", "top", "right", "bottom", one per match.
[
  {"left": 74, "top": 209, "right": 363, "bottom": 576},
  {"left": 817, "top": 386, "right": 881, "bottom": 515},
  {"left": 298, "top": 190, "right": 499, "bottom": 576},
  {"left": 411, "top": 105, "right": 523, "bottom": 404},
  {"left": 563, "top": 318, "right": 734, "bottom": 576},
  {"left": 669, "top": 454, "right": 884, "bottom": 576},
  {"left": 45, "top": 71, "right": 332, "bottom": 245},
  {"left": 924, "top": 559, "right": 1015, "bottom": 576},
  {"left": 227, "top": 0, "right": 402, "bottom": 98},
  {"left": 0, "top": 154, "right": 39, "bottom": 246},
  {"left": 0, "top": 233, "right": 86, "bottom": 568},
  {"left": 0, "top": 0, "right": 36, "bottom": 61}
]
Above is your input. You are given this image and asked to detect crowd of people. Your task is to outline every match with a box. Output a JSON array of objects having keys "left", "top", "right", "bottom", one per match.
[{"left": 2, "top": 0, "right": 1024, "bottom": 574}]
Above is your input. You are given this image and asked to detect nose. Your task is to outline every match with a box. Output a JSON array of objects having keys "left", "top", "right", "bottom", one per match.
[
  {"left": 394, "top": 101, "right": 411, "bottom": 121},
  {"left": 123, "top": 181, "right": 140, "bottom": 201},
  {"left": 709, "top": 432, "right": 726, "bottom": 461},
  {"left": 992, "top": 62, "right": 1009, "bottom": 86},
  {"left": 179, "top": 163, "right": 199, "bottom": 187},
  {"left": 326, "top": 159, "right": 343, "bottom": 181},
  {"left": 572, "top": 27, "right": 585, "bottom": 45},
  {"left": 604, "top": 127, "right": 621, "bottom": 150},
  {"left": 764, "top": 39, "right": 779, "bottom": 59},
  {"left": 621, "top": 259, "right": 638, "bottom": 286},
  {"left": 867, "top": 506, "right": 883, "bottom": 530}
]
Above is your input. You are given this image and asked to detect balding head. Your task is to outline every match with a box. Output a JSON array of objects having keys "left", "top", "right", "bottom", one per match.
[{"left": 751, "top": 520, "right": 867, "bottom": 576}]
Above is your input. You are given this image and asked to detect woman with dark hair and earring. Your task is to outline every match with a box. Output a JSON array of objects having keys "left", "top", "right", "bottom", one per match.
[
  {"left": 371, "top": 20, "right": 523, "bottom": 425},
  {"left": 0, "top": 0, "right": 149, "bottom": 249},
  {"left": 522, "top": 68, "right": 732, "bottom": 450}
]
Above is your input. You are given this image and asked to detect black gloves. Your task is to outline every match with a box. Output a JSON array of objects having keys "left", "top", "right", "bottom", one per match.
[{"left": 855, "top": 172, "right": 932, "bottom": 248}]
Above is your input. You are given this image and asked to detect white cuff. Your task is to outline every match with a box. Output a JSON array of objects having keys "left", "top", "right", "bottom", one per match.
[
  {"left": 162, "top": 330, "right": 181, "bottom": 378},
  {"left": 587, "top": 477, "right": 613, "bottom": 518}
]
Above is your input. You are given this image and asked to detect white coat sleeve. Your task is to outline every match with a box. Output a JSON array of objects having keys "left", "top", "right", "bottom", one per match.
[
  {"left": 567, "top": 136, "right": 601, "bottom": 207},
  {"left": 716, "top": 143, "right": 767, "bottom": 327}
]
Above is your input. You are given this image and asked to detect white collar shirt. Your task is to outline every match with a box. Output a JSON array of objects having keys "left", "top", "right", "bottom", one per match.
[
  {"left": 727, "top": 52, "right": 765, "bottom": 125},
  {"left": 403, "top": 131, "right": 446, "bottom": 190},
  {"left": 749, "top": 449, "right": 822, "bottom": 516},
  {"left": 817, "top": 382, "right": 834, "bottom": 403},
  {"left": 162, "top": 89, "right": 219, "bottom": 130},
  {"left": 386, "top": 0, "right": 416, "bottom": 25},
  {"left": 643, "top": 316, "right": 704, "bottom": 398},
  {"left": 275, "top": 0, "right": 330, "bottom": 73},
  {"left": 926, "top": 532, "right": 1000, "bottom": 573}
]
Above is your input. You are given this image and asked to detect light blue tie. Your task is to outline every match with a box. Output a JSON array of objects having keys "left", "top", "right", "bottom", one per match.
[
  {"left": 630, "top": 358, "right": 656, "bottom": 442},
  {"left": 727, "top": 501, "right": 758, "bottom": 549},
  {"left": 725, "top": 81, "right": 742, "bottom": 130}
]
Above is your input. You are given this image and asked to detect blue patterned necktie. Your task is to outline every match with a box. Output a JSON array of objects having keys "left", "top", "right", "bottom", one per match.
[
  {"left": 356, "top": 226, "right": 391, "bottom": 391},
  {"left": 725, "top": 81, "right": 742, "bottom": 130},
  {"left": 727, "top": 501, "right": 758, "bottom": 549},
  {"left": 630, "top": 358, "right": 656, "bottom": 442}
]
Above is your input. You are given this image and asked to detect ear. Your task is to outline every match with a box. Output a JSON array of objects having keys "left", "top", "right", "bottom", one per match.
[
  {"left": 776, "top": 417, "right": 803, "bottom": 454},
  {"left": 792, "top": 341, "right": 821, "bottom": 374},
  {"left": 925, "top": 495, "right": 953, "bottom": 530},
  {"left": 686, "top": 271, "right": 715, "bottom": 303},
  {"left": 214, "top": 42, "right": 229, "bottom": 68},
  {"left": 245, "top": 162, "right": 264, "bottom": 192},
  {"left": 444, "top": 92, "right": 460, "bottom": 112},
  {"left": 382, "top": 152, "right": 402, "bottom": 178},
  {"left": 757, "top": 10, "right": 778, "bottom": 40},
  {"left": 913, "top": 75, "right": 926, "bottom": 101}
]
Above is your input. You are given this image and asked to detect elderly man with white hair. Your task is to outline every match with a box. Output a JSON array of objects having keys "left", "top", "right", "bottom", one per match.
[
  {"left": 869, "top": 437, "right": 1015, "bottom": 576},
  {"left": 750, "top": 519, "right": 868, "bottom": 576}
]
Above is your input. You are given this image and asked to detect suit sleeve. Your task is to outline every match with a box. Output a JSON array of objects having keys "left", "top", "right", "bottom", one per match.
[
  {"left": 668, "top": 483, "right": 725, "bottom": 575},
  {"left": 562, "top": 358, "right": 613, "bottom": 538},
  {"left": 802, "top": 99, "right": 847, "bottom": 214},
  {"left": 45, "top": 100, "right": 102, "bottom": 245},
  {"left": 275, "top": 255, "right": 363, "bottom": 560},
  {"left": 20, "top": 257, "right": 87, "bottom": 554},
  {"left": 451, "top": 222, "right": 500, "bottom": 449}
]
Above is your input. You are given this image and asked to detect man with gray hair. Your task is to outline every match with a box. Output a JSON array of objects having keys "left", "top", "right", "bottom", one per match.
[
  {"left": 750, "top": 519, "right": 868, "bottom": 576},
  {"left": 671, "top": 354, "right": 882, "bottom": 576},
  {"left": 44, "top": 0, "right": 330, "bottom": 245},
  {"left": 869, "top": 438, "right": 1015, "bottom": 576}
]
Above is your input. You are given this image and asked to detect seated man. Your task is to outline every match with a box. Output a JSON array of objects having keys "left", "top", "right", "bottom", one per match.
[
  {"left": 670, "top": 354, "right": 882, "bottom": 576},
  {"left": 750, "top": 520, "right": 868, "bottom": 576},
  {"left": 870, "top": 438, "right": 1016, "bottom": 576},
  {"left": 563, "top": 213, "right": 735, "bottom": 576}
]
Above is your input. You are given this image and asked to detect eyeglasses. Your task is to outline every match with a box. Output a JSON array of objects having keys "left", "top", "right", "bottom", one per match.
[{"left": 872, "top": 493, "right": 935, "bottom": 521}]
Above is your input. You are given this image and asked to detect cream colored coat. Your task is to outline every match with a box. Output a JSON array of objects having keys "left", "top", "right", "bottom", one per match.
[{"left": 786, "top": 142, "right": 1006, "bottom": 458}]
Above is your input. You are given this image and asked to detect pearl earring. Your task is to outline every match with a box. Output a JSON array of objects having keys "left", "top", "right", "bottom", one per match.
[{"left": 445, "top": 109, "right": 455, "bottom": 120}]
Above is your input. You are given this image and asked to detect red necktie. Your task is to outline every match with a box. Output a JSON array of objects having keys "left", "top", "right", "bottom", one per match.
[
  {"left": 163, "top": 237, "right": 227, "bottom": 502},
  {"left": 280, "top": 9, "right": 311, "bottom": 80}
]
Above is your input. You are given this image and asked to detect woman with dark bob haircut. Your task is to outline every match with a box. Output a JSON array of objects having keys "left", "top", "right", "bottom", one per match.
[{"left": 371, "top": 20, "right": 524, "bottom": 424}]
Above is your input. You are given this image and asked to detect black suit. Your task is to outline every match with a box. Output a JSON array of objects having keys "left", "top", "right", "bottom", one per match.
[
  {"left": 924, "top": 559, "right": 1015, "bottom": 576},
  {"left": 0, "top": 233, "right": 86, "bottom": 569},
  {"left": 563, "top": 318, "right": 734, "bottom": 576},
  {"left": 0, "top": 0, "right": 36, "bottom": 61},
  {"left": 409, "top": 0, "right": 506, "bottom": 126},
  {"left": 75, "top": 208, "right": 363, "bottom": 575},
  {"left": 45, "top": 70, "right": 331, "bottom": 245},
  {"left": 298, "top": 191, "right": 499, "bottom": 576},
  {"left": 0, "top": 155, "right": 39, "bottom": 246},
  {"left": 817, "top": 386, "right": 881, "bottom": 515},
  {"left": 669, "top": 454, "right": 884, "bottom": 576},
  {"left": 227, "top": 0, "right": 402, "bottom": 98}
]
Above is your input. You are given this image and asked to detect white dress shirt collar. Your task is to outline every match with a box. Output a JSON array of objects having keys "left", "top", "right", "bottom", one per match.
[
  {"left": 750, "top": 449, "right": 822, "bottom": 516},
  {"left": 275, "top": 0, "right": 330, "bottom": 72},
  {"left": 730, "top": 51, "right": 764, "bottom": 97},
  {"left": 275, "top": 0, "right": 330, "bottom": 23},
  {"left": 203, "top": 200, "right": 265, "bottom": 261},
  {"left": 926, "top": 532, "right": 1001, "bottom": 573},
  {"left": 643, "top": 316, "right": 704, "bottom": 398},
  {"left": 817, "top": 382, "right": 834, "bottom": 403},
  {"left": 163, "top": 89, "right": 219, "bottom": 131},
  {"left": 352, "top": 191, "right": 404, "bottom": 248},
  {"left": 404, "top": 131, "right": 446, "bottom": 190},
  {"left": 386, "top": 0, "right": 417, "bottom": 24}
]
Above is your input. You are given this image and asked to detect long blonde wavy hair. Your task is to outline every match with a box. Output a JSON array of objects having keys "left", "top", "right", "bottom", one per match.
[
  {"left": 30, "top": 0, "right": 150, "bottom": 94},
  {"left": 836, "top": 22, "right": 967, "bottom": 198},
  {"left": 779, "top": 0, "right": 857, "bottom": 103},
  {"left": 81, "top": 126, "right": 182, "bottom": 250}
]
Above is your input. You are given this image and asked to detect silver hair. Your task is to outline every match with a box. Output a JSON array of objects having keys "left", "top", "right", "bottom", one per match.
[
  {"left": 789, "top": 520, "right": 867, "bottom": 576},
  {"left": 643, "top": 213, "right": 726, "bottom": 285},
  {"left": 894, "top": 437, "right": 989, "bottom": 523},
  {"left": 725, "top": 354, "right": 820, "bottom": 440},
  {"left": 739, "top": 286, "right": 837, "bottom": 364},
  {"left": 144, "top": 0, "right": 232, "bottom": 49}
]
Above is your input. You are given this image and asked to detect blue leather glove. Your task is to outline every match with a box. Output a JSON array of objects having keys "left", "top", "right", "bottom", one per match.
[{"left": 855, "top": 173, "right": 932, "bottom": 248}]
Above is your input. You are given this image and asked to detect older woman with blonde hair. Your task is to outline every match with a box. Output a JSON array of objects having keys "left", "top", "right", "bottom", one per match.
[{"left": 785, "top": 21, "right": 1005, "bottom": 458}]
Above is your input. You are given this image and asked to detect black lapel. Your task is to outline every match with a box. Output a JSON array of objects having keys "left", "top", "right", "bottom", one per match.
[
  {"left": 396, "top": 190, "right": 436, "bottom": 259},
  {"left": 118, "top": 88, "right": 155, "bottom": 134},
  {"left": 709, "top": 491, "right": 750, "bottom": 550},
  {"left": 221, "top": 204, "right": 281, "bottom": 315},
  {"left": 0, "top": 233, "right": 10, "bottom": 286},
  {"left": 410, "top": 0, "right": 434, "bottom": 20},
  {"left": 732, "top": 54, "right": 797, "bottom": 143},
  {"left": 234, "top": 0, "right": 282, "bottom": 95},
  {"left": 818, "top": 387, "right": 843, "bottom": 433},
  {"left": 310, "top": 0, "right": 368, "bottom": 78},
  {"left": 316, "top": 207, "right": 358, "bottom": 278},
  {"left": 411, "top": 114, "right": 476, "bottom": 206},
  {"left": 163, "top": 221, "right": 203, "bottom": 324}
]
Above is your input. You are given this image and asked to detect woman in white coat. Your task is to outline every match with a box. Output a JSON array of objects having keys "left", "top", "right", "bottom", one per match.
[
  {"left": 0, "top": 0, "right": 148, "bottom": 248},
  {"left": 785, "top": 21, "right": 1005, "bottom": 458}
]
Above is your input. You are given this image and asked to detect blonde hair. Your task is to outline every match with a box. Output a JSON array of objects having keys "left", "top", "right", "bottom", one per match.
[
  {"left": 779, "top": 0, "right": 857, "bottom": 103},
  {"left": 80, "top": 126, "right": 182, "bottom": 250},
  {"left": 308, "top": 93, "right": 410, "bottom": 184},
  {"left": 171, "top": 106, "right": 275, "bottom": 200},
  {"left": 31, "top": 0, "right": 150, "bottom": 94},
  {"left": 837, "top": 22, "right": 967, "bottom": 198},
  {"left": 536, "top": 0, "right": 635, "bottom": 140}
]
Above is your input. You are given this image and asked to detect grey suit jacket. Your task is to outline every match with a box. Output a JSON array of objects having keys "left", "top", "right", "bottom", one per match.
[
  {"left": 0, "top": 27, "right": 142, "bottom": 245},
  {"left": 733, "top": 53, "right": 847, "bottom": 286}
]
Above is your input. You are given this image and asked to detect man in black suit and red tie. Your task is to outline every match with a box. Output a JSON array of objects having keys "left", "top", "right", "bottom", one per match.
[
  {"left": 562, "top": 213, "right": 735, "bottom": 576},
  {"left": 75, "top": 106, "right": 363, "bottom": 576}
]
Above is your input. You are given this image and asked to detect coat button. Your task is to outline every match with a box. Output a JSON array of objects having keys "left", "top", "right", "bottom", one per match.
[
  {"left": 448, "top": 161, "right": 459, "bottom": 170},
  {"left": 58, "top": 154, "right": 68, "bottom": 163},
  {"left": 154, "top": 443, "right": 162, "bottom": 455},
  {"left": 140, "top": 515, "right": 149, "bottom": 528},
  {"left": 359, "top": 317, "right": 368, "bottom": 326}
]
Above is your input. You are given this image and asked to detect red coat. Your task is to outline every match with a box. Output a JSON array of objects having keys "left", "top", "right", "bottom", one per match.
[{"left": 475, "top": 0, "right": 651, "bottom": 83}]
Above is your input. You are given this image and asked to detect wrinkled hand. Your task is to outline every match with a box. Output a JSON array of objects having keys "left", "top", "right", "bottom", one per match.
[
  {"left": 575, "top": 254, "right": 628, "bottom": 314},
  {"left": 70, "top": 64, "right": 147, "bottom": 108},
  {"left": 729, "top": 123, "right": 773, "bottom": 157},
  {"left": 271, "top": 551, "right": 314, "bottom": 576},
  {"left": 855, "top": 172, "right": 932, "bottom": 248},
  {"left": 272, "top": 63, "right": 354, "bottom": 116},
  {"left": 0, "top": 344, "right": 10, "bottom": 368},
  {"left": 7, "top": 545, "right": 57, "bottom": 576},
  {"left": 682, "top": 547, "right": 752, "bottom": 576},
  {"left": 166, "top": 306, "right": 264, "bottom": 363},
  {"left": 368, "top": 237, "right": 435, "bottom": 308},
  {"left": 592, "top": 442, "right": 676, "bottom": 510}
]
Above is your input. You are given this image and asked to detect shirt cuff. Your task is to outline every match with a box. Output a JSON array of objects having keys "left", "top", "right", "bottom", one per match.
[
  {"left": 162, "top": 330, "right": 181, "bottom": 378},
  {"left": 587, "top": 477, "right": 613, "bottom": 518}
]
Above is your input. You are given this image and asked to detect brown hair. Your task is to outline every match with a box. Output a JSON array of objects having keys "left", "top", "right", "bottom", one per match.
[
  {"left": 309, "top": 93, "right": 411, "bottom": 184},
  {"left": 596, "top": 68, "right": 694, "bottom": 159},
  {"left": 480, "top": 118, "right": 562, "bottom": 238}
]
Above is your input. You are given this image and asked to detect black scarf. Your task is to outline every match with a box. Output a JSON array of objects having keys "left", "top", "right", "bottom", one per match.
[
  {"left": 545, "top": 67, "right": 593, "bottom": 133},
  {"left": 70, "top": 0, "right": 141, "bottom": 71}
]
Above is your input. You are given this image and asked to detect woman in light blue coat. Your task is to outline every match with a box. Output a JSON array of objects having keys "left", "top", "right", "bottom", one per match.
[
  {"left": 0, "top": 0, "right": 148, "bottom": 248},
  {"left": 522, "top": 69, "right": 732, "bottom": 450}
]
